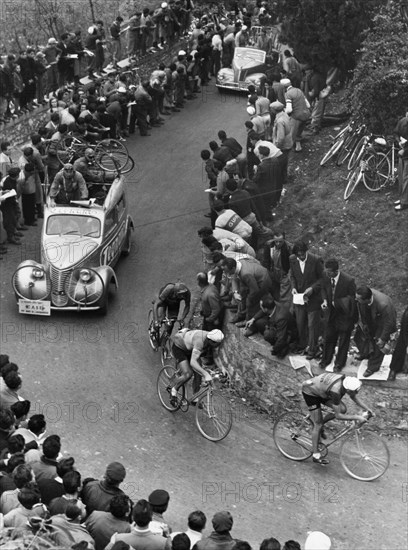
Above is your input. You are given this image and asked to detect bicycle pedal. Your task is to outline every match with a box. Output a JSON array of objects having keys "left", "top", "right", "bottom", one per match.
[{"left": 291, "top": 433, "right": 299, "bottom": 441}]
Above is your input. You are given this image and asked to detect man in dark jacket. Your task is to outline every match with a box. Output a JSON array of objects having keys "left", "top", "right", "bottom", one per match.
[
  {"left": 320, "top": 259, "right": 357, "bottom": 372},
  {"left": 289, "top": 240, "right": 324, "bottom": 359},
  {"left": 259, "top": 230, "right": 292, "bottom": 306},
  {"left": 388, "top": 306, "right": 408, "bottom": 380},
  {"left": 355, "top": 285, "right": 397, "bottom": 377},
  {"left": 197, "top": 272, "right": 224, "bottom": 331},
  {"left": 194, "top": 511, "right": 236, "bottom": 550},
  {"left": 81, "top": 462, "right": 128, "bottom": 516},
  {"left": 0, "top": 55, "right": 16, "bottom": 122},
  {"left": 253, "top": 145, "right": 284, "bottom": 221},
  {"left": 244, "top": 295, "right": 297, "bottom": 358}
]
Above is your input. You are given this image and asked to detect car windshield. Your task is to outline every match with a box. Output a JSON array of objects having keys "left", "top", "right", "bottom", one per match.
[
  {"left": 46, "top": 215, "right": 101, "bottom": 238},
  {"left": 234, "top": 48, "right": 265, "bottom": 66}
]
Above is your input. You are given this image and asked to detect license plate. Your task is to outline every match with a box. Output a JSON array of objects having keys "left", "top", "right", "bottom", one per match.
[{"left": 18, "top": 299, "right": 51, "bottom": 316}]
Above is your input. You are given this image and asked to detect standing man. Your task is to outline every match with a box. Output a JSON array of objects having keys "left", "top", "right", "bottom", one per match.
[
  {"left": 282, "top": 78, "right": 310, "bottom": 152},
  {"left": 304, "top": 65, "right": 328, "bottom": 135},
  {"left": 388, "top": 306, "right": 408, "bottom": 381},
  {"left": 394, "top": 114, "right": 408, "bottom": 211},
  {"left": 110, "top": 15, "right": 124, "bottom": 68},
  {"left": 355, "top": 286, "right": 397, "bottom": 377},
  {"left": 270, "top": 100, "right": 292, "bottom": 186},
  {"left": 253, "top": 145, "right": 284, "bottom": 222},
  {"left": 289, "top": 240, "right": 324, "bottom": 359},
  {"left": 259, "top": 230, "right": 292, "bottom": 306},
  {"left": 320, "top": 259, "right": 357, "bottom": 372},
  {"left": 197, "top": 272, "right": 224, "bottom": 331}
]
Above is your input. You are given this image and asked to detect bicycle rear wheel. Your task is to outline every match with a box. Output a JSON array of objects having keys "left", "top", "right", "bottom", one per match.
[
  {"left": 273, "top": 411, "right": 313, "bottom": 460},
  {"left": 347, "top": 135, "right": 366, "bottom": 171},
  {"left": 320, "top": 137, "right": 344, "bottom": 166},
  {"left": 94, "top": 139, "right": 129, "bottom": 172},
  {"left": 340, "top": 430, "right": 390, "bottom": 481},
  {"left": 362, "top": 152, "right": 390, "bottom": 192},
  {"left": 336, "top": 130, "right": 361, "bottom": 166},
  {"left": 195, "top": 389, "right": 232, "bottom": 441},
  {"left": 147, "top": 309, "right": 159, "bottom": 351},
  {"left": 344, "top": 166, "right": 362, "bottom": 200},
  {"left": 157, "top": 366, "right": 185, "bottom": 412}
]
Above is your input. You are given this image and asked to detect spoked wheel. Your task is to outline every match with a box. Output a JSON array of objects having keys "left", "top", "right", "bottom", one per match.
[
  {"left": 56, "top": 136, "right": 88, "bottom": 164},
  {"left": 336, "top": 131, "right": 360, "bottom": 166},
  {"left": 347, "top": 135, "right": 366, "bottom": 171},
  {"left": 273, "top": 411, "right": 313, "bottom": 461},
  {"left": 160, "top": 331, "right": 173, "bottom": 367},
  {"left": 147, "top": 309, "right": 159, "bottom": 351},
  {"left": 195, "top": 389, "right": 232, "bottom": 441},
  {"left": 362, "top": 153, "right": 390, "bottom": 191},
  {"left": 320, "top": 137, "right": 344, "bottom": 166},
  {"left": 339, "top": 431, "right": 390, "bottom": 481},
  {"left": 120, "top": 155, "right": 135, "bottom": 174},
  {"left": 94, "top": 139, "right": 129, "bottom": 172},
  {"left": 157, "top": 366, "right": 185, "bottom": 412},
  {"left": 344, "top": 166, "right": 362, "bottom": 200}
]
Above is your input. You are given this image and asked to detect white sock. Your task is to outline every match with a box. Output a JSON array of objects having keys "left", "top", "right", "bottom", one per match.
[
  {"left": 313, "top": 453, "right": 321, "bottom": 459},
  {"left": 171, "top": 388, "right": 177, "bottom": 397}
]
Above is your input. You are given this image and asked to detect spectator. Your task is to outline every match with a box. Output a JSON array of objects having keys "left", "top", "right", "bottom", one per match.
[
  {"left": 17, "top": 163, "right": 37, "bottom": 226},
  {"left": 394, "top": 113, "right": 408, "bottom": 211},
  {"left": 319, "top": 259, "right": 357, "bottom": 372},
  {"left": 355, "top": 285, "right": 397, "bottom": 377},
  {"left": 105, "top": 499, "right": 171, "bottom": 550},
  {"left": 81, "top": 461, "right": 128, "bottom": 516},
  {"left": 194, "top": 511, "right": 236, "bottom": 550},
  {"left": 270, "top": 101, "right": 292, "bottom": 185},
  {"left": 48, "top": 470, "right": 85, "bottom": 518},
  {"left": 43, "top": 37, "right": 61, "bottom": 93},
  {"left": 289, "top": 240, "right": 324, "bottom": 359},
  {"left": 281, "top": 50, "right": 302, "bottom": 88},
  {"left": 128, "top": 12, "right": 143, "bottom": 60},
  {"left": 3, "top": 482, "right": 44, "bottom": 527},
  {"left": 197, "top": 272, "right": 224, "bottom": 330},
  {"left": 0, "top": 55, "right": 16, "bottom": 123},
  {"left": 49, "top": 164, "right": 88, "bottom": 205},
  {"left": 244, "top": 296, "right": 297, "bottom": 358},
  {"left": 0, "top": 452, "right": 25, "bottom": 494},
  {"left": 0, "top": 408, "right": 16, "bottom": 455},
  {"left": 173, "top": 534, "right": 191, "bottom": 550},
  {"left": 253, "top": 145, "right": 284, "bottom": 222},
  {"left": 10, "top": 400, "right": 30, "bottom": 428},
  {"left": 85, "top": 494, "right": 132, "bottom": 550},
  {"left": 281, "top": 78, "right": 310, "bottom": 152},
  {"left": 213, "top": 200, "right": 252, "bottom": 241},
  {"left": 259, "top": 230, "right": 292, "bottom": 305},
  {"left": 304, "top": 66, "right": 328, "bottom": 135},
  {"left": 0, "top": 167, "right": 21, "bottom": 245},
  {"left": 0, "top": 463, "right": 34, "bottom": 515},
  {"left": 13, "top": 413, "right": 46, "bottom": 447},
  {"left": 171, "top": 510, "right": 206, "bottom": 549},
  {"left": 0, "top": 370, "right": 23, "bottom": 408},
  {"left": 260, "top": 538, "right": 281, "bottom": 550},
  {"left": 304, "top": 531, "right": 331, "bottom": 550},
  {"left": 31, "top": 434, "right": 62, "bottom": 480},
  {"left": 282, "top": 543, "right": 300, "bottom": 550},
  {"left": 18, "top": 49, "right": 36, "bottom": 112},
  {"left": 148, "top": 488, "right": 172, "bottom": 536},
  {"left": 36, "top": 456, "right": 75, "bottom": 505},
  {"left": 110, "top": 15, "right": 124, "bottom": 67},
  {"left": 50, "top": 502, "right": 96, "bottom": 548}
]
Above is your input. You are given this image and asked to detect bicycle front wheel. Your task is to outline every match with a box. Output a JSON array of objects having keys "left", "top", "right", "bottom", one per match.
[
  {"left": 336, "top": 130, "right": 358, "bottom": 166},
  {"left": 147, "top": 309, "right": 158, "bottom": 351},
  {"left": 362, "top": 152, "right": 390, "bottom": 192},
  {"left": 195, "top": 389, "right": 232, "bottom": 441},
  {"left": 157, "top": 366, "right": 185, "bottom": 412},
  {"left": 273, "top": 411, "right": 313, "bottom": 461},
  {"left": 160, "top": 332, "right": 173, "bottom": 367},
  {"left": 320, "top": 137, "right": 344, "bottom": 166},
  {"left": 340, "top": 430, "right": 390, "bottom": 481},
  {"left": 344, "top": 166, "right": 362, "bottom": 200}
]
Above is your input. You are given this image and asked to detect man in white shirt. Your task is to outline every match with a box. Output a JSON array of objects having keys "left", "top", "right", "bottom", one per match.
[{"left": 170, "top": 510, "right": 206, "bottom": 549}]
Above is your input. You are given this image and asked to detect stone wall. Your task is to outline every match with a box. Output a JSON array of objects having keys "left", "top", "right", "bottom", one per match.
[{"left": 216, "top": 313, "right": 408, "bottom": 434}]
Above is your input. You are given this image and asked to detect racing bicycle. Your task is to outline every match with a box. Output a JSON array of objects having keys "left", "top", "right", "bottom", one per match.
[
  {"left": 147, "top": 309, "right": 183, "bottom": 366},
  {"left": 157, "top": 364, "right": 232, "bottom": 441},
  {"left": 273, "top": 409, "right": 390, "bottom": 481}
]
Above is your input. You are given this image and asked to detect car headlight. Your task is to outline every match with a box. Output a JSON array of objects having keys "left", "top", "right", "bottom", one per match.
[
  {"left": 79, "top": 269, "right": 92, "bottom": 283},
  {"left": 12, "top": 263, "right": 51, "bottom": 300}
]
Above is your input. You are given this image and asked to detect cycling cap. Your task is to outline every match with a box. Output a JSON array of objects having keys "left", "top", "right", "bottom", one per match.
[
  {"left": 304, "top": 531, "right": 331, "bottom": 550},
  {"left": 342, "top": 376, "right": 362, "bottom": 392},
  {"left": 207, "top": 329, "right": 224, "bottom": 343}
]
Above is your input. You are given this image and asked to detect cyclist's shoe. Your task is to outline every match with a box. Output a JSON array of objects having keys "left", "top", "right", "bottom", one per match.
[
  {"left": 170, "top": 396, "right": 178, "bottom": 407},
  {"left": 313, "top": 456, "right": 330, "bottom": 465}
]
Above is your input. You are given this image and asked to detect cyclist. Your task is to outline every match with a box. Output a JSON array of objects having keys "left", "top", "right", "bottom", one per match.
[
  {"left": 169, "top": 329, "right": 225, "bottom": 406},
  {"left": 301, "top": 373, "right": 373, "bottom": 465},
  {"left": 152, "top": 282, "right": 191, "bottom": 336}
]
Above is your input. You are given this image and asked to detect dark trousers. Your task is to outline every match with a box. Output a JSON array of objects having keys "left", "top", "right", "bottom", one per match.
[
  {"left": 22, "top": 193, "right": 36, "bottom": 225},
  {"left": 129, "top": 104, "right": 148, "bottom": 135},
  {"left": 322, "top": 321, "right": 352, "bottom": 369},
  {"left": 211, "top": 50, "right": 221, "bottom": 76},
  {"left": 294, "top": 306, "right": 321, "bottom": 353},
  {"left": 280, "top": 149, "right": 290, "bottom": 186},
  {"left": 389, "top": 309, "right": 408, "bottom": 373},
  {"left": 1, "top": 204, "right": 19, "bottom": 239}
]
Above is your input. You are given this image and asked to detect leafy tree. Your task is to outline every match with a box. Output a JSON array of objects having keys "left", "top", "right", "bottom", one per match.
[
  {"left": 346, "top": 0, "right": 408, "bottom": 134},
  {"left": 275, "top": 0, "right": 386, "bottom": 73}
]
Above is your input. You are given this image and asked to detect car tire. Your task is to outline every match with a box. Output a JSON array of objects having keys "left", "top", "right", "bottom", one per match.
[
  {"left": 121, "top": 229, "right": 132, "bottom": 257},
  {"left": 99, "top": 293, "right": 109, "bottom": 316}
]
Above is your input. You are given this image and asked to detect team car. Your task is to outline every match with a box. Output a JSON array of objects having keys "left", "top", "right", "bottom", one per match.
[
  {"left": 216, "top": 47, "right": 268, "bottom": 93},
  {"left": 12, "top": 175, "right": 133, "bottom": 316}
]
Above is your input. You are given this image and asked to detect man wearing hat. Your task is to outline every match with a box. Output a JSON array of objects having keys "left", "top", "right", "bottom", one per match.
[
  {"left": 195, "top": 511, "right": 236, "bottom": 550},
  {"left": 271, "top": 100, "right": 292, "bottom": 185},
  {"left": 49, "top": 164, "right": 88, "bottom": 206},
  {"left": 43, "top": 38, "right": 61, "bottom": 93},
  {"left": 81, "top": 462, "right": 129, "bottom": 516},
  {"left": 148, "top": 489, "right": 171, "bottom": 536}
]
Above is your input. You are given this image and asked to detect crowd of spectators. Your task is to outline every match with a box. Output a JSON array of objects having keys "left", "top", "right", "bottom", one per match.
[{"left": 0, "top": 354, "right": 332, "bottom": 549}]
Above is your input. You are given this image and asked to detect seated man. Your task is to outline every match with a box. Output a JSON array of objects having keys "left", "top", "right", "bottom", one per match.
[
  {"left": 73, "top": 148, "right": 115, "bottom": 184},
  {"left": 152, "top": 282, "right": 191, "bottom": 335},
  {"left": 170, "top": 329, "right": 225, "bottom": 404},
  {"left": 48, "top": 164, "right": 88, "bottom": 205},
  {"left": 244, "top": 296, "right": 297, "bottom": 358}
]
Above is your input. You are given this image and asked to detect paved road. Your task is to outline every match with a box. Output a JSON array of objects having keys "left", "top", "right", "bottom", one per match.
[{"left": 1, "top": 84, "right": 407, "bottom": 549}]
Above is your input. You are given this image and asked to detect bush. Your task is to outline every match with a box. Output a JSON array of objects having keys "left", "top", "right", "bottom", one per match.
[{"left": 346, "top": 1, "right": 408, "bottom": 134}]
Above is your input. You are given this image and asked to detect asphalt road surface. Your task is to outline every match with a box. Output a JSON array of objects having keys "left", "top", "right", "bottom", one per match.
[{"left": 1, "top": 84, "right": 407, "bottom": 549}]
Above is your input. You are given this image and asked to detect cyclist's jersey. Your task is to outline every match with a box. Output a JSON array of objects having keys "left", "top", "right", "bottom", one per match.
[
  {"left": 302, "top": 373, "right": 346, "bottom": 405},
  {"left": 158, "top": 283, "right": 191, "bottom": 310},
  {"left": 172, "top": 329, "right": 207, "bottom": 354}
]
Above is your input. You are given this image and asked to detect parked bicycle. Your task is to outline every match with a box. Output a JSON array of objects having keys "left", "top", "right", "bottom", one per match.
[
  {"left": 157, "top": 363, "right": 232, "bottom": 441},
  {"left": 273, "top": 409, "right": 390, "bottom": 481}
]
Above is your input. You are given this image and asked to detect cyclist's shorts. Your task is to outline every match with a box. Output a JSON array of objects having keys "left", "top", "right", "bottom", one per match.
[
  {"left": 302, "top": 391, "right": 327, "bottom": 411},
  {"left": 172, "top": 344, "right": 192, "bottom": 364}
]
